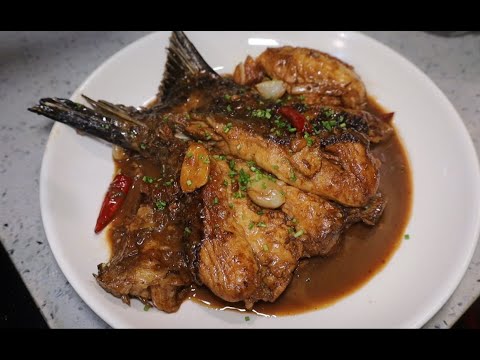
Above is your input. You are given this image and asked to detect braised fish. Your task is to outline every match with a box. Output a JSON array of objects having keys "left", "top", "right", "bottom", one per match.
[{"left": 28, "top": 31, "right": 389, "bottom": 311}]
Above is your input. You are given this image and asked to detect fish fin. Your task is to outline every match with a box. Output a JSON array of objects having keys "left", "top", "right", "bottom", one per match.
[
  {"left": 159, "top": 31, "right": 219, "bottom": 101},
  {"left": 81, "top": 95, "right": 146, "bottom": 128},
  {"left": 28, "top": 97, "right": 139, "bottom": 151}
]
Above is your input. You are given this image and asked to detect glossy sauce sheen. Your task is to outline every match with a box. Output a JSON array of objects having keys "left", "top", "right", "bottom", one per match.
[
  {"left": 190, "top": 98, "right": 412, "bottom": 315},
  {"left": 108, "top": 98, "right": 412, "bottom": 316}
]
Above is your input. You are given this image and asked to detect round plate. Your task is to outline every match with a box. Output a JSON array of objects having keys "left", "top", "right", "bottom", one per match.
[{"left": 40, "top": 31, "right": 480, "bottom": 328}]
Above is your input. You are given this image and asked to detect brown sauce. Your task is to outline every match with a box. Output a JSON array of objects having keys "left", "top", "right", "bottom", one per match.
[
  {"left": 189, "top": 98, "right": 413, "bottom": 315},
  {"left": 108, "top": 97, "right": 412, "bottom": 316}
]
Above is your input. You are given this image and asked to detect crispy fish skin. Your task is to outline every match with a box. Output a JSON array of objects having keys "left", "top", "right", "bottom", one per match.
[
  {"left": 199, "top": 159, "right": 299, "bottom": 308},
  {"left": 188, "top": 111, "right": 379, "bottom": 207},
  {"left": 198, "top": 157, "right": 385, "bottom": 307},
  {"left": 94, "top": 172, "right": 203, "bottom": 313},
  {"left": 234, "top": 46, "right": 367, "bottom": 109}
]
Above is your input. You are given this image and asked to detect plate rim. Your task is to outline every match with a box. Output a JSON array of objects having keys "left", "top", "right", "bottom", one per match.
[{"left": 39, "top": 31, "right": 480, "bottom": 328}]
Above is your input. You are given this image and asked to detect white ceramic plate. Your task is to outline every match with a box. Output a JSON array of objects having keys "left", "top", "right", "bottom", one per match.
[{"left": 40, "top": 31, "right": 480, "bottom": 328}]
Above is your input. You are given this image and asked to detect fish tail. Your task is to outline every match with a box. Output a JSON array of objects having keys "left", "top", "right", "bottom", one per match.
[
  {"left": 28, "top": 97, "right": 143, "bottom": 151},
  {"left": 159, "top": 31, "right": 219, "bottom": 101}
]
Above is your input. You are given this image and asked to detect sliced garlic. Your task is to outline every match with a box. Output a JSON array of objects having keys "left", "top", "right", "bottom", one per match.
[
  {"left": 247, "top": 179, "right": 285, "bottom": 209},
  {"left": 180, "top": 143, "right": 210, "bottom": 193},
  {"left": 255, "top": 80, "right": 287, "bottom": 100}
]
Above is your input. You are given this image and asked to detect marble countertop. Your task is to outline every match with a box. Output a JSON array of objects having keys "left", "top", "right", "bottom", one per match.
[{"left": 1, "top": 31, "right": 479, "bottom": 328}]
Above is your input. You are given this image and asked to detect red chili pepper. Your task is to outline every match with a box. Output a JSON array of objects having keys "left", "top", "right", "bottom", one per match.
[
  {"left": 278, "top": 106, "right": 312, "bottom": 133},
  {"left": 94, "top": 174, "right": 133, "bottom": 233}
]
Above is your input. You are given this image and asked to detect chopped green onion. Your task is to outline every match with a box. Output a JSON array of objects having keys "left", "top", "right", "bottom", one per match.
[
  {"left": 404, "top": 234, "right": 410, "bottom": 240},
  {"left": 144, "top": 304, "right": 151, "bottom": 312},
  {"left": 248, "top": 222, "right": 255, "bottom": 230},
  {"left": 142, "top": 176, "right": 155, "bottom": 184},
  {"left": 140, "top": 143, "right": 147, "bottom": 150},
  {"left": 263, "top": 244, "right": 269, "bottom": 251},
  {"left": 294, "top": 229, "right": 304, "bottom": 238},
  {"left": 233, "top": 192, "right": 245, "bottom": 199},
  {"left": 290, "top": 170, "right": 297, "bottom": 182},
  {"left": 223, "top": 122, "right": 233, "bottom": 133},
  {"left": 155, "top": 200, "right": 167, "bottom": 210},
  {"left": 265, "top": 108, "right": 272, "bottom": 119},
  {"left": 213, "top": 197, "right": 219, "bottom": 205},
  {"left": 257, "top": 222, "right": 267, "bottom": 228},
  {"left": 245, "top": 316, "right": 250, "bottom": 322},
  {"left": 184, "top": 227, "right": 192, "bottom": 235},
  {"left": 186, "top": 180, "right": 192, "bottom": 187}
]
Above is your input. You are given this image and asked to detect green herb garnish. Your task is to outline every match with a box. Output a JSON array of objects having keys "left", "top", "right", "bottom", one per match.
[
  {"left": 304, "top": 132, "right": 314, "bottom": 147},
  {"left": 293, "top": 229, "right": 304, "bottom": 238},
  {"left": 155, "top": 200, "right": 167, "bottom": 211},
  {"left": 142, "top": 176, "right": 155, "bottom": 184},
  {"left": 233, "top": 192, "right": 245, "bottom": 199},
  {"left": 290, "top": 170, "right": 297, "bottom": 182},
  {"left": 224, "top": 122, "right": 233, "bottom": 133}
]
